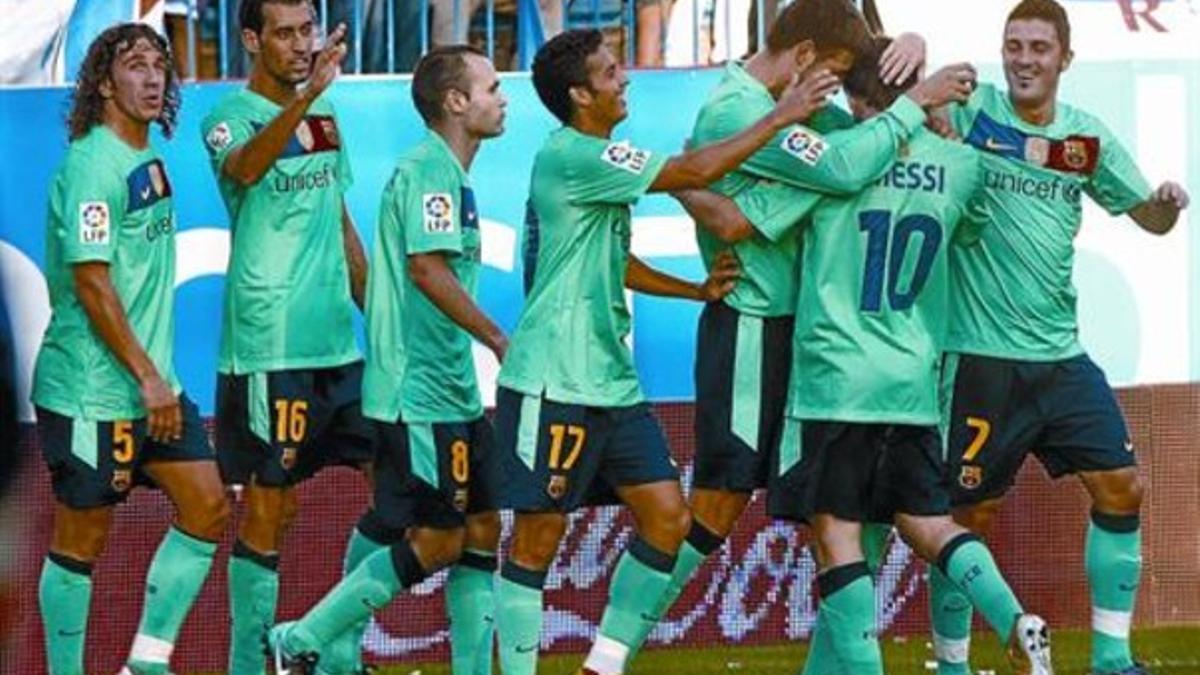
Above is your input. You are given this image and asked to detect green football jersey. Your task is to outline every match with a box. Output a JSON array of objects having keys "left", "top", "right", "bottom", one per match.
[
  {"left": 32, "top": 125, "right": 181, "bottom": 420},
  {"left": 739, "top": 129, "right": 985, "bottom": 423},
  {"left": 362, "top": 132, "right": 483, "bottom": 423},
  {"left": 689, "top": 61, "right": 928, "bottom": 317},
  {"left": 498, "top": 127, "right": 667, "bottom": 407},
  {"left": 201, "top": 89, "right": 359, "bottom": 374},
  {"left": 947, "top": 82, "right": 1151, "bottom": 361}
]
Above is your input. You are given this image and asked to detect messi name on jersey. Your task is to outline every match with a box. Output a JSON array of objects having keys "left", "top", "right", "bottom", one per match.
[{"left": 878, "top": 160, "right": 946, "bottom": 194}]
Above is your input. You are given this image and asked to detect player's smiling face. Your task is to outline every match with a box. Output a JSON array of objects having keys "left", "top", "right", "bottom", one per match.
[
  {"left": 461, "top": 54, "right": 507, "bottom": 139},
  {"left": 248, "top": 2, "right": 317, "bottom": 85},
  {"left": 103, "top": 38, "right": 168, "bottom": 126},
  {"left": 581, "top": 44, "right": 629, "bottom": 127},
  {"left": 1002, "top": 18, "right": 1071, "bottom": 109}
]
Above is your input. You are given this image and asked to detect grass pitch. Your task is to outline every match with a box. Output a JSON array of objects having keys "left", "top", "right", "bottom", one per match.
[{"left": 380, "top": 627, "right": 1199, "bottom": 674}]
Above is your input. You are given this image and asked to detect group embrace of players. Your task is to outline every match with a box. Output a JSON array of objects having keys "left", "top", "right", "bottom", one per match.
[{"left": 30, "top": 0, "right": 1189, "bottom": 673}]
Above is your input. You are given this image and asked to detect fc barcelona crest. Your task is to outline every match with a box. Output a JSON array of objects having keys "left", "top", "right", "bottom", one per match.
[
  {"left": 1062, "top": 139, "right": 1089, "bottom": 171},
  {"left": 453, "top": 488, "right": 469, "bottom": 512},
  {"left": 112, "top": 469, "right": 133, "bottom": 493},
  {"left": 281, "top": 447, "right": 298, "bottom": 470},
  {"left": 959, "top": 465, "right": 982, "bottom": 490},
  {"left": 320, "top": 118, "right": 340, "bottom": 146},
  {"left": 547, "top": 475, "right": 568, "bottom": 500}
]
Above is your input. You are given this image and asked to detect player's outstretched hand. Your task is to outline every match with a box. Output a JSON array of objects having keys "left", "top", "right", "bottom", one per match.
[
  {"left": 304, "top": 22, "right": 348, "bottom": 100},
  {"left": 1152, "top": 181, "right": 1190, "bottom": 210},
  {"left": 489, "top": 334, "right": 509, "bottom": 364},
  {"left": 140, "top": 373, "right": 182, "bottom": 443},
  {"left": 880, "top": 32, "right": 926, "bottom": 85},
  {"left": 906, "top": 63, "right": 976, "bottom": 110},
  {"left": 699, "top": 251, "right": 740, "bottom": 302},
  {"left": 773, "top": 69, "right": 841, "bottom": 125}
]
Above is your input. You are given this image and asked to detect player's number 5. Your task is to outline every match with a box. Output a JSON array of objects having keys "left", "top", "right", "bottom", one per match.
[
  {"left": 548, "top": 424, "right": 586, "bottom": 471},
  {"left": 113, "top": 420, "right": 135, "bottom": 463}
]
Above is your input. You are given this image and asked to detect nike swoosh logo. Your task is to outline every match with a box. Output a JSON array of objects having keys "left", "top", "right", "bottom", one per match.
[
  {"left": 361, "top": 598, "right": 383, "bottom": 611},
  {"left": 515, "top": 643, "right": 539, "bottom": 653},
  {"left": 984, "top": 138, "right": 1018, "bottom": 152},
  {"left": 141, "top": 187, "right": 152, "bottom": 200},
  {"left": 1124, "top": 441, "right": 1135, "bottom": 452},
  {"left": 58, "top": 628, "right": 84, "bottom": 637},
  {"left": 1119, "top": 583, "right": 1138, "bottom": 592},
  {"left": 640, "top": 613, "right": 659, "bottom": 622}
]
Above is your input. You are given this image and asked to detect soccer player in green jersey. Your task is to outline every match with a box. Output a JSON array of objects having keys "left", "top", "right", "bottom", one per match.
[
  {"left": 265, "top": 45, "right": 508, "bottom": 675},
  {"left": 656, "top": 2, "right": 980, "bottom": 656},
  {"left": 32, "top": 24, "right": 230, "bottom": 675},
  {"left": 488, "top": 28, "right": 839, "bottom": 675},
  {"left": 687, "top": 39, "right": 1055, "bottom": 674},
  {"left": 199, "top": 2, "right": 373, "bottom": 673},
  {"left": 926, "top": 4, "right": 1189, "bottom": 675}
]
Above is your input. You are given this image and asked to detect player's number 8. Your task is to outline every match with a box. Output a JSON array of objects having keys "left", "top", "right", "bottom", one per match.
[{"left": 451, "top": 440, "right": 470, "bottom": 483}]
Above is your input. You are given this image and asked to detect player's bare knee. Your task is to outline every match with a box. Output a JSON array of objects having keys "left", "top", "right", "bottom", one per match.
[
  {"left": 895, "top": 514, "right": 958, "bottom": 563},
  {"left": 52, "top": 506, "right": 112, "bottom": 563},
  {"left": 180, "top": 490, "right": 231, "bottom": 541},
  {"left": 510, "top": 514, "right": 567, "bottom": 570},
  {"left": 813, "top": 516, "right": 862, "bottom": 569},
  {"left": 953, "top": 498, "right": 1001, "bottom": 535},
  {"left": 412, "top": 527, "right": 466, "bottom": 571},
  {"left": 465, "top": 511, "right": 501, "bottom": 553},
  {"left": 1085, "top": 467, "right": 1143, "bottom": 515},
  {"left": 690, "top": 489, "right": 748, "bottom": 538}
]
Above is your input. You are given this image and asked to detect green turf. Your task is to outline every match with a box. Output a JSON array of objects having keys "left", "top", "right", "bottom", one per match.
[{"left": 373, "top": 627, "right": 1199, "bottom": 675}]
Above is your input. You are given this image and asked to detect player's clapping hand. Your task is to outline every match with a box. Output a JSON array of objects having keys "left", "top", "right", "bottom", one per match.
[
  {"left": 699, "top": 251, "right": 741, "bottom": 302},
  {"left": 1151, "top": 181, "right": 1190, "bottom": 210},
  {"left": 907, "top": 63, "right": 977, "bottom": 110},
  {"left": 140, "top": 373, "right": 182, "bottom": 443},
  {"left": 880, "top": 32, "right": 926, "bottom": 85},
  {"left": 304, "top": 22, "right": 348, "bottom": 100},
  {"left": 773, "top": 69, "right": 841, "bottom": 125}
]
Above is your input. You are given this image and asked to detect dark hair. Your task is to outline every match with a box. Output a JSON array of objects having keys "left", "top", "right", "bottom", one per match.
[
  {"left": 239, "top": 0, "right": 312, "bottom": 35},
  {"left": 532, "top": 29, "right": 605, "bottom": 124},
  {"left": 1006, "top": 0, "right": 1071, "bottom": 52},
  {"left": 766, "top": 0, "right": 871, "bottom": 57},
  {"left": 843, "top": 36, "right": 916, "bottom": 112},
  {"left": 68, "top": 23, "right": 179, "bottom": 141},
  {"left": 412, "top": 45, "right": 485, "bottom": 125}
]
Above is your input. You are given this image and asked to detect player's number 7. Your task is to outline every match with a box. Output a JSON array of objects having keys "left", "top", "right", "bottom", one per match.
[{"left": 963, "top": 417, "right": 991, "bottom": 462}]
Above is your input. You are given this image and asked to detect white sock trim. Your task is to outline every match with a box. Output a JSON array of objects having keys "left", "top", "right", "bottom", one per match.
[
  {"left": 933, "top": 633, "right": 971, "bottom": 663},
  {"left": 130, "top": 633, "right": 174, "bottom": 663},
  {"left": 1093, "top": 607, "right": 1133, "bottom": 639},
  {"left": 583, "top": 634, "right": 630, "bottom": 675}
]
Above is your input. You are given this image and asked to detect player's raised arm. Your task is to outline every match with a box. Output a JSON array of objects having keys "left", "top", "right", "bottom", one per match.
[
  {"left": 220, "top": 22, "right": 348, "bottom": 186},
  {"left": 341, "top": 202, "right": 368, "bottom": 309},
  {"left": 647, "top": 69, "right": 841, "bottom": 193},
  {"left": 1128, "top": 182, "right": 1190, "bottom": 235},
  {"left": 735, "top": 58, "right": 976, "bottom": 196},
  {"left": 624, "top": 252, "right": 739, "bottom": 302}
]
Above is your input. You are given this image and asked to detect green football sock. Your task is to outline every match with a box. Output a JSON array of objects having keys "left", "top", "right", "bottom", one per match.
[
  {"left": 802, "top": 523, "right": 890, "bottom": 675},
  {"left": 928, "top": 565, "right": 973, "bottom": 675},
  {"left": 228, "top": 540, "right": 280, "bottom": 675},
  {"left": 40, "top": 554, "right": 93, "bottom": 675},
  {"left": 816, "top": 562, "right": 882, "bottom": 673},
  {"left": 496, "top": 561, "right": 547, "bottom": 675},
  {"left": 317, "top": 526, "right": 387, "bottom": 674},
  {"left": 126, "top": 527, "right": 217, "bottom": 674},
  {"left": 624, "top": 522, "right": 724, "bottom": 661},
  {"left": 285, "top": 542, "right": 428, "bottom": 655},
  {"left": 446, "top": 550, "right": 498, "bottom": 675},
  {"left": 799, "top": 607, "right": 837, "bottom": 675},
  {"left": 938, "top": 534, "right": 1022, "bottom": 644},
  {"left": 861, "top": 522, "right": 892, "bottom": 575},
  {"left": 585, "top": 537, "right": 676, "bottom": 673},
  {"left": 1087, "top": 511, "right": 1141, "bottom": 673}
]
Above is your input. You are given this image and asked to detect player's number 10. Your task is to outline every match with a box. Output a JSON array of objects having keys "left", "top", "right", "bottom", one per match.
[{"left": 858, "top": 210, "right": 943, "bottom": 312}]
